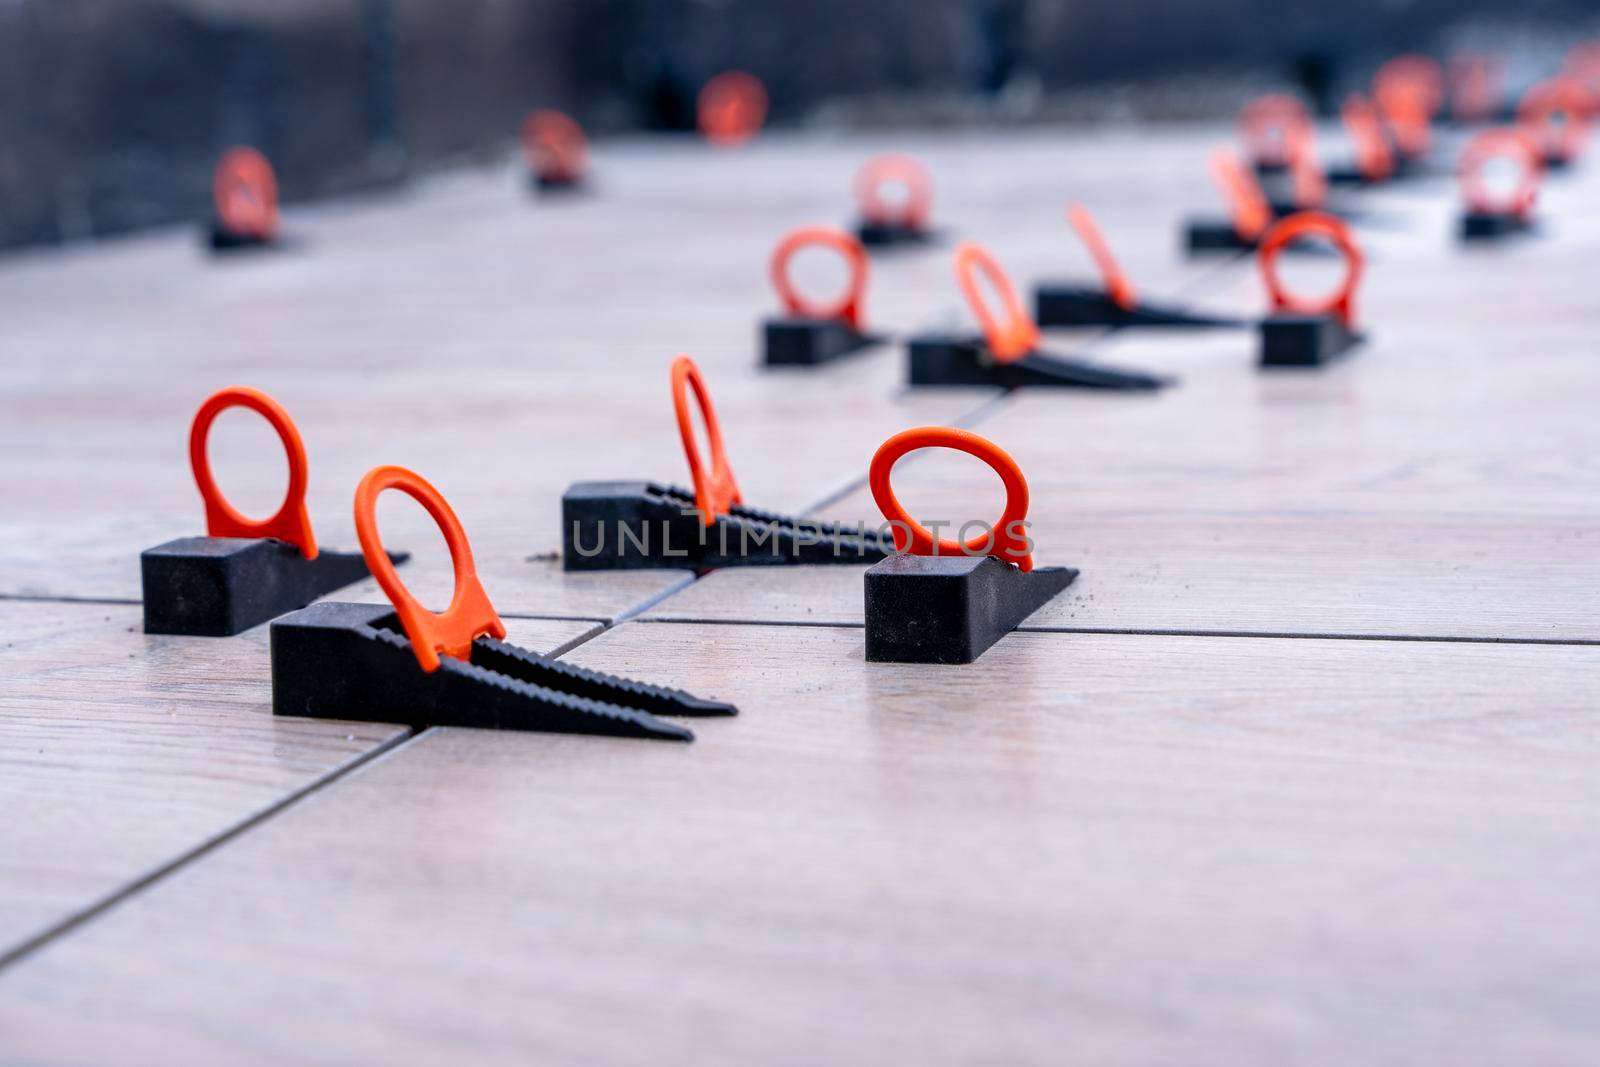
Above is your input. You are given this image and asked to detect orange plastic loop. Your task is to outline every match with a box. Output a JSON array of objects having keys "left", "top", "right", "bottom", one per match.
[
  {"left": 1208, "top": 150, "right": 1271, "bottom": 242},
  {"left": 1288, "top": 132, "right": 1327, "bottom": 209},
  {"left": 868, "top": 427, "right": 1033, "bottom": 572},
  {"left": 1239, "top": 94, "right": 1313, "bottom": 168},
  {"left": 698, "top": 71, "right": 768, "bottom": 145},
  {"left": 1066, "top": 204, "right": 1136, "bottom": 312},
  {"left": 770, "top": 226, "right": 869, "bottom": 329},
  {"left": 188, "top": 386, "right": 316, "bottom": 559},
  {"left": 352, "top": 465, "right": 506, "bottom": 674},
  {"left": 671, "top": 356, "right": 742, "bottom": 526},
  {"left": 1375, "top": 55, "right": 1443, "bottom": 157},
  {"left": 954, "top": 242, "right": 1039, "bottom": 364},
  {"left": 1258, "top": 211, "right": 1364, "bottom": 328},
  {"left": 522, "top": 109, "right": 588, "bottom": 181},
  {"left": 1341, "top": 95, "right": 1395, "bottom": 182},
  {"left": 1459, "top": 128, "right": 1543, "bottom": 218},
  {"left": 213, "top": 147, "right": 279, "bottom": 240},
  {"left": 1375, "top": 55, "right": 1445, "bottom": 119},
  {"left": 1517, "top": 77, "right": 1595, "bottom": 162},
  {"left": 855, "top": 153, "right": 933, "bottom": 231}
]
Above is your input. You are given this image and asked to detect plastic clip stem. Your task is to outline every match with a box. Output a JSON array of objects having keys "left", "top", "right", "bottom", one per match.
[
  {"left": 189, "top": 386, "right": 317, "bottom": 559},
  {"left": 353, "top": 466, "right": 505, "bottom": 673},
  {"left": 1258, "top": 211, "right": 1364, "bottom": 328},
  {"left": 868, "top": 426, "right": 1034, "bottom": 572},
  {"left": 1066, "top": 204, "right": 1136, "bottom": 312},
  {"left": 954, "top": 243, "right": 1040, "bottom": 364},
  {"left": 770, "top": 226, "right": 869, "bottom": 330},
  {"left": 672, "top": 356, "right": 742, "bottom": 525}
]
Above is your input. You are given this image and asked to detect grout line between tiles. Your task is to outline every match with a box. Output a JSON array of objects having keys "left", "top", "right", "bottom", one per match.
[{"left": 0, "top": 727, "right": 419, "bottom": 974}]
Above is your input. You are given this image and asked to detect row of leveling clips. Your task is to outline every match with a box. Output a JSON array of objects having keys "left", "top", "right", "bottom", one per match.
[
  {"left": 759, "top": 206, "right": 1368, "bottom": 379},
  {"left": 1192, "top": 56, "right": 1591, "bottom": 251},
  {"left": 142, "top": 371, "right": 1076, "bottom": 743}
]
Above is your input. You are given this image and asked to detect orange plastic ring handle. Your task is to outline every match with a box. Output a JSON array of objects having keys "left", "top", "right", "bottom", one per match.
[
  {"left": 1375, "top": 55, "right": 1443, "bottom": 157},
  {"left": 1517, "top": 77, "right": 1595, "bottom": 162},
  {"left": 522, "top": 109, "right": 588, "bottom": 181},
  {"left": 868, "top": 426, "right": 1033, "bottom": 573},
  {"left": 1066, "top": 204, "right": 1136, "bottom": 312},
  {"left": 855, "top": 153, "right": 933, "bottom": 231},
  {"left": 671, "top": 355, "right": 741, "bottom": 526},
  {"left": 1459, "top": 128, "right": 1542, "bottom": 217},
  {"left": 1258, "top": 211, "right": 1364, "bottom": 328},
  {"left": 1239, "top": 94, "right": 1313, "bottom": 168},
  {"left": 213, "top": 147, "right": 279, "bottom": 239},
  {"left": 1287, "top": 127, "right": 1327, "bottom": 209},
  {"left": 1208, "top": 150, "right": 1271, "bottom": 242},
  {"left": 353, "top": 465, "right": 506, "bottom": 673},
  {"left": 698, "top": 71, "right": 768, "bottom": 145},
  {"left": 1376, "top": 55, "right": 1445, "bottom": 117},
  {"left": 770, "top": 226, "right": 869, "bottom": 329},
  {"left": 188, "top": 386, "right": 316, "bottom": 559},
  {"left": 1341, "top": 95, "right": 1394, "bottom": 182},
  {"left": 954, "top": 242, "right": 1039, "bottom": 364}
]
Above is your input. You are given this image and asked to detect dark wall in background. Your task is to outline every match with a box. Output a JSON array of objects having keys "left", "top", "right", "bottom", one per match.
[{"left": 0, "top": 0, "right": 1595, "bottom": 250}]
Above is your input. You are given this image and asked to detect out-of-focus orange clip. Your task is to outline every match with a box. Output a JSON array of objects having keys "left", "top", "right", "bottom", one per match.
[
  {"left": 770, "top": 226, "right": 869, "bottom": 330},
  {"left": 855, "top": 153, "right": 933, "bottom": 232},
  {"left": 1287, "top": 125, "right": 1327, "bottom": 209},
  {"left": 521, "top": 109, "right": 588, "bottom": 183},
  {"left": 1517, "top": 77, "right": 1595, "bottom": 164},
  {"left": 1065, "top": 204, "right": 1136, "bottom": 311},
  {"left": 671, "top": 355, "right": 742, "bottom": 525},
  {"left": 1341, "top": 95, "right": 1395, "bottom": 182},
  {"left": 1208, "top": 150, "right": 1272, "bottom": 242},
  {"left": 353, "top": 466, "right": 506, "bottom": 673},
  {"left": 213, "top": 147, "right": 279, "bottom": 240},
  {"left": 1459, "top": 128, "right": 1543, "bottom": 218},
  {"left": 1239, "top": 94, "right": 1313, "bottom": 170},
  {"left": 188, "top": 386, "right": 316, "bottom": 559},
  {"left": 698, "top": 71, "right": 768, "bottom": 145},
  {"left": 953, "top": 242, "right": 1040, "bottom": 364},
  {"left": 868, "top": 426, "right": 1034, "bottom": 572},
  {"left": 1258, "top": 211, "right": 1364, "bottom": 328},
  {"left": 1375, "top": 54, "right": 1444, "bottom": 156},
  {"left": 1448, "top": 55, "right": 1503, "bottom": 125}
]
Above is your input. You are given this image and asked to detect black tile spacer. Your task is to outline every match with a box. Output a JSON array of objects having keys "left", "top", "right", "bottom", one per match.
[
  {"left": 1033, "top": 285, "right": 1243, "bottom": 329},
  {"left": 271, "top": 601, "right": 733, "bottom": 741},
  {"left": 1257, "top": 315, "right": 1364, "bottom": 368},
  {"left": 141, "top": 537, "right": 405, "bottom": 636},
  {"left": 762, "top": 318, "right": 883, "bottom": 366},
  {"left": 906, "top": 333, "right": 1170, "bottom": 391},
  {"left": 864, "top": 555, "right": 1077, "bottom": 664}
]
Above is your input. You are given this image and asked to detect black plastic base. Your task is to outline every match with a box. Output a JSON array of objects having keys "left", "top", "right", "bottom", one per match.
[
  {"left": 531, "top": 172, "right": 584, "bottom": 193},
  {"left": 906, "top": 334, "right": 1170, "bottom": 391},
  {"left": 1326, "top": 165, "right": 1388, "bottom": 187},
  {"left": 855, "top": 221, "right": 937, "bottom": 249},
  {"left": 271, "top": 601, "right": 734, "bottom": 740},
  {"left": 762, "top": 318, "right": 882, "bottom": 366},
  {"left": 562, "top": 481, "right": 894, "bottom": 571},
  {"left": 864, "top": 554, "right": 1077, "bottom": 664},
  {"left": 1258, "top": 315, "right": 1363, "bottom": 368},
  {"left": 1460, "top": 211, "right": 1534, "bottom": 241},
  {"left": 1032, "top": 284, "right": 1243, "bottom": 329},
  {"left": 1184, "top": 219, "right": 1257, "bottom": 254},
  {"left": 141, "top": 537, "right": 405, "bottom": 636},
  {"left": 207, "top": 222, "right": 274, "bottom": 252}
]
